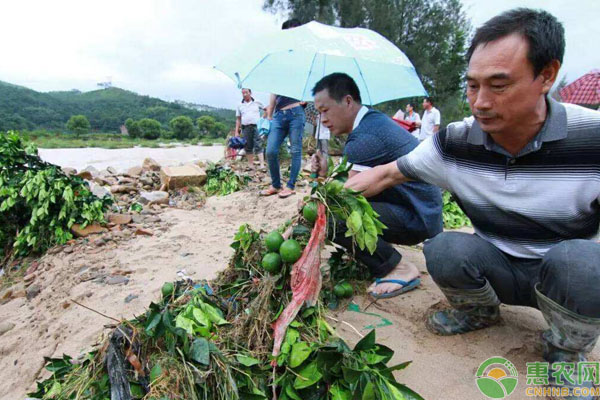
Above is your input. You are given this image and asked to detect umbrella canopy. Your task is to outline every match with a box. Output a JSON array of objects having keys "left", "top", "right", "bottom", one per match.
[
  {"left": 559, "top": 69, "right": 600, "bottom": 105},
  {"left": 214, "top": 21, "right": 427, "bottom": 105}
]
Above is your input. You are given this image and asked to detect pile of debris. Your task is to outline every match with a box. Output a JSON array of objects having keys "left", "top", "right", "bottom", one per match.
[{"left": 64, "top": 157, "right": 209, "bottom": 213}]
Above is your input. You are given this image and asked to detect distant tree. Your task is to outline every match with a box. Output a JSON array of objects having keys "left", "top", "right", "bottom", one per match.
[
  {"left": 124, "top": 118, "right": 142, "bottom": 138},
  {"left": 145, "top": 106, "right": 170, "bottom": 122},
  {"left": 197, "top": 115, "right": 217, "bottom": 136},
  {"left": 66, "top": 115, "right": 91, "bottom": 137},
  {"left": 213, "top": 122, "right": 228, "bottom": 138},
  {"left": 169, "top": 116, "right": 195, "bottom": 139},
  {"left": 264, "top": 0, "right": 472, "bottom": 125},
  {"left": 138, "top": 118, "right": 161, "bottom": 139}
]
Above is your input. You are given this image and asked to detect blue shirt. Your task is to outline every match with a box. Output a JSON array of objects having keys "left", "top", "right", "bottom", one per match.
[{"left": 344, "top": 109, "right": 443, "bottom": 237}]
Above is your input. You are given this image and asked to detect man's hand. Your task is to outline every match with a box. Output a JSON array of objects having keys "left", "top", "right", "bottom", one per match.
[
  {"left": 344, "top": 161, "right": 408, "bottom": 197},
  {"left": 310, "top": 152, "right": 327, "bottom": 177}
]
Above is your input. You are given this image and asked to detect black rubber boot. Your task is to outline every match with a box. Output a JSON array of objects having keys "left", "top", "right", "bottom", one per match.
[
  {"left": 426, "top": 280, "right": 501, "bottom": 336},
  {"left": 536, "top": 284, "right": 600, "bottom": 400}
]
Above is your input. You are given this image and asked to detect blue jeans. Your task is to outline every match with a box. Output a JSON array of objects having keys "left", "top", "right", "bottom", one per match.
[
  {"left": 424, "top": 233, "right": 600, "bottom": 318},
  {"left": 266, "top": 106, "right": 305, "bottom": 189}
]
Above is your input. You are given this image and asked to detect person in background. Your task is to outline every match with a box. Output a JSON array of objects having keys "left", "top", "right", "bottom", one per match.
[
  {"left": 345, "top": 8, "right": 600, "bottom": 398},
  {"left": 313, "top": 72, "right": 443, "bottom": 299},
  {"left": 260, "top": 18, "right": 306, "bottom": 199},
  {"left": 419, "top": 97, "right": 440, "bottom": 141},
  {"left": 404, "top": 102, "right": 421, "bottom": 140},
  {"left": 235, "top": 88, "right": 266, "bottom": 172}
]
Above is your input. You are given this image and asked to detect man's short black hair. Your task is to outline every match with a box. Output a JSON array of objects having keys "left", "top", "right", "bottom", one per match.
[
  {"left": 423, "top": 97, "right": 434, "bottom": 106},
  {"left": 466, "top": 8, "right": 565, "bottom": 77},
  {"left": 282, "top": 19, "right": 302, "bottom": 30},
  {"left": 312, "top": 73, "right": 362, "bottom": 103}
]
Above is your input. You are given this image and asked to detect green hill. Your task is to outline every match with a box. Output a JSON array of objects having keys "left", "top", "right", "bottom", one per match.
[{"left": 0, "top": 81, "right": 235, "bottom": 133}]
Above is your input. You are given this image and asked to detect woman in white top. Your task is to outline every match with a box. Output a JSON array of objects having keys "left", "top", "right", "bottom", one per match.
[{"left": 404, "top": 102, "right": 421, "bottom": 140}]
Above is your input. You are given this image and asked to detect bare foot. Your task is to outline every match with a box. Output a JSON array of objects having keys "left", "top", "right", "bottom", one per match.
[{"left": 368, "top": 261, "right": 420, "bottom": 296}]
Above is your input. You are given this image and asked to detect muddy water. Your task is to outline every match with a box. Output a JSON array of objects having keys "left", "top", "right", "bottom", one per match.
[{"left": 38, "top": 145, "right": 226, "bottom": 172}]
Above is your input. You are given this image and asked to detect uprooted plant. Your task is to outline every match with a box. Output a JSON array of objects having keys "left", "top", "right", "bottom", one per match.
[
  {"left": 30, "top": 157, "right": 423, "bottom": 400},
  {"left": 0, "top": 131, "right": 112, "bottom": 264}
]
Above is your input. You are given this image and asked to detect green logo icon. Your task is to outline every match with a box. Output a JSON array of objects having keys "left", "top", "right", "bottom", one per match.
[{"left": 476, "top": 356, "right": 519, "bottom": 399}]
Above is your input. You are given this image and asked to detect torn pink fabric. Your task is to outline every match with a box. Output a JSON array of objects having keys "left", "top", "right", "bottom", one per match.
[{"left": 271, "top": 202, "right": 326, "bottom": 361}]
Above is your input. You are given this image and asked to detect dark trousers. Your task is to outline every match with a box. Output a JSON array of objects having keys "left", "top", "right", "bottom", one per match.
[
  {"left": 423, "top": 232, "right": 600, "bottom": 318},
  {"left": 331, "top": 202, "right": 432, "bottom": 278}
]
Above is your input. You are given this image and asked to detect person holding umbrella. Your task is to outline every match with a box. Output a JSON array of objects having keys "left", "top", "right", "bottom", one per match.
[{"left": 260, "top": 19, "right": 306, "bottom": 199}]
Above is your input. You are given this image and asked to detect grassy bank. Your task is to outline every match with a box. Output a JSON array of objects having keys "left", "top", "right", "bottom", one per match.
[{"left": 18, "top": 131, "right": 225, "bottom": 149}]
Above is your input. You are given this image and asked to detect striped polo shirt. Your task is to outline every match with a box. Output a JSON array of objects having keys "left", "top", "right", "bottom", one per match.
[{"left": 397, "top": 98, "right": 600, "bottom": 259}]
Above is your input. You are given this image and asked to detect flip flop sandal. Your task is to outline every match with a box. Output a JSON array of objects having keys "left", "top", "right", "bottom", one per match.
[
  {"left": 259, "top": 187, "right": 280, "bottom": 196},
  {"left": 368, "top": 278, "right": 421, "bottom": 299},
  {"left": 278, "top": 189, "right": 296, "bottom": 198}
]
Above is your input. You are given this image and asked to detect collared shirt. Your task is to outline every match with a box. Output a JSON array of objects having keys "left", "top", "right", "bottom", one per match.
[
  {"left": 397, "top": 99, "right": 600, "bottom": 259},
  {"left": 236, "top": 99, "right": 264, "bottom": 125},
  {"left": 351, "top": 106, "right": 371, "bottom": 171},
  {"left": 344, "top": 109, "right": 443, "bottom": 238},
  {"left": 420, "top": 106, "right": 441, "bottom": 141}
]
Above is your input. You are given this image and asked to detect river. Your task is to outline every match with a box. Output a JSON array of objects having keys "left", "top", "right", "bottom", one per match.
[{"left": 38, "top": 145, "right": 226, "bottom": 173}]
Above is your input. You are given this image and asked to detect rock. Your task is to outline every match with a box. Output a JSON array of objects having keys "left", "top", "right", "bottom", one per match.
[
  {"left": 26, "top": 284, "right": 41, "bottom": 300},
  {"left": 0, "top": 322, "right": 15, "bottom": 336},
  {"left": 108, "top": 213, "right": 132, "bottom": 225},
  {"left": 106, "top": 166, "right": 118, "bottom": 175},
  {"left": 135, "top": 228, "right": 154, "bottom": 236},
  {"left": 23, "top": 273, "right": 36, "bottom": 284},
  {"left": 138, "top": 191, "right": 169, "bottom": 205},
  {"left": 127, "top": 166, "right": 143, "bottom": 176},
  {"left": 88, "top": 181, "right": 112, "bottom": 199},
  {"left": 70, "top": 223, "right": 108, "bottom": 237},
  {"left": 63, "top": 245, "right": 74, "bottom": 253},
  {"left": 131, "top": 214, "right": 144, "bottom": 224},
  {"left": 82, "top": 165, "right": 98, "bottom": 174},
  {"left": 61, "top": 167, "right": 77, "bottom": 176},
  {"left": 160, "top": 164, "right": 207, "bottom": 190},
  {"left": 111, "top": 184, "right": 138, "bottom": 194},
  {"left": 124, "top": 294, "right": 138, "bottom": 303},
  {"left": 142, "top": 157, "right": 161, "bottom": 172},
  {"left": 92, "top": 237, "right": 106, "bottom": 246},
  {"left": 118, "top": 177, "right": 135, "bottom": 184},
  {"left": 106, "top": 275, "right": 129, "bottom": 285},
  {"left": 143, "top": 215, "right": 161, "bottom": 223},
  {"left": 76, "top": 171, "right": 93, "bottom": 180},
  {"left": 140, "top": 176, "right": 154, "bottom": 186}
]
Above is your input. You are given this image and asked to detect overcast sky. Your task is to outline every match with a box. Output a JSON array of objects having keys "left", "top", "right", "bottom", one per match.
[{"left": 0, "top": 0, "right": 597, "bottom": 109}]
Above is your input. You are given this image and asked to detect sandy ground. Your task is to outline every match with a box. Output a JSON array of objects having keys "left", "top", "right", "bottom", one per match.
[
  {"left": 1, "top": 186, "right": 598, "bottom": 400},
  {"left": 38, "top": 145, "right": 226, "bottom": 173}
]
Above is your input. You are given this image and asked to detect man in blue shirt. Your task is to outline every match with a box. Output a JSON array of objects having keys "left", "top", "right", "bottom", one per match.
[{"left": 312, "top": 73, "right": 443, "bottom": 298}]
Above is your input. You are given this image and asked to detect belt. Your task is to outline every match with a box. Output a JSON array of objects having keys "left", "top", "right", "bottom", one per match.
[{"left": 242, "top": 123, "right": 257, "bottom": 127}]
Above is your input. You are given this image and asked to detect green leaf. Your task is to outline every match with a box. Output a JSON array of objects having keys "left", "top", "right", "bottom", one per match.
[
  {"left": 285, "top": 384, "right": 303, "bottom": 400},
  {"left": 353, "top": 330, "right": 376, "bottom": 352},
  {"left": 293, "top": 361, "right": 322, "bottom": 390},
  {"left": 175, "top": 314, "right": 195, "bottom": 335},
  {"left": 365, "top": 232, "right": 377, "bottom": 255},
  {"left": 192, "top": 307, "right": 211, "bottom": 327},
  {"left": 189, "top": 338, "right": 210, "bottom": 365},
  {"left": 362, "top": 381, "right": 376, "bottom": 400},
  {"left": 289, "top": 341, "right": 312, "bottom": 368},
  {"left": 200, "top": 301, "right": 228, "bottom": 325},
  {"left": 346, "top": 211, "right": 362, "bottom": 234},
  {"left": 236, "top": 354, "right": 261, "bottom": 367},
  {"left": 330, "top": 382, "right": 352, "bottom": 400}
]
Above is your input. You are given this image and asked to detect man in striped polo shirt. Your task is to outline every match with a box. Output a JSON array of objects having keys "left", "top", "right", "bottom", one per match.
[{"left": 347, "top": 8, "right": 600, "bottom": 396}]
